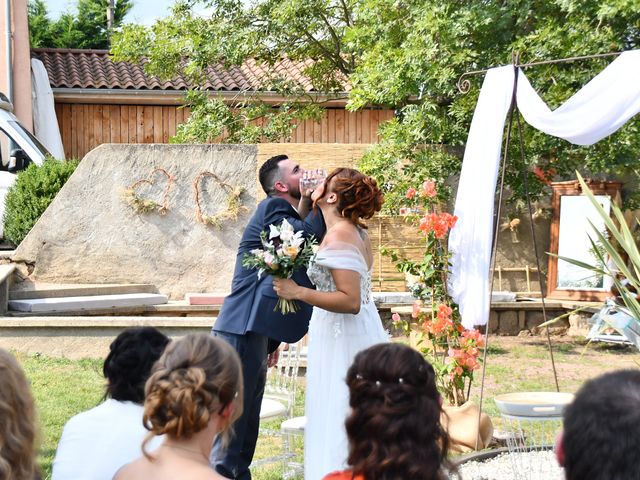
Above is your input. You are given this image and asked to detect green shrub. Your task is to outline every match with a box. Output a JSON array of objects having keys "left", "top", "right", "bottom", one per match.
[{"left": 3, "top": 157, "right": 80, "bottom": 245}]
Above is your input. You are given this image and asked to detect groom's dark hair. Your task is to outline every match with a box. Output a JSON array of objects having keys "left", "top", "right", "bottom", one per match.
[{"left": 259, "top": 154, "right": 288, "bottom": 195}]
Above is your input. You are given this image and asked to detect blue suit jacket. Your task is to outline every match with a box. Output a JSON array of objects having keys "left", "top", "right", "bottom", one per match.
[{"left": 213, "top": 196, "right": 326, "bottom": 346}]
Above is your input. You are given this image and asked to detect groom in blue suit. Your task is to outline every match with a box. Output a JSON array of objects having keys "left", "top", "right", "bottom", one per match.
[{"left": 211, "top": 154, "right": 326, "bottom": 479}]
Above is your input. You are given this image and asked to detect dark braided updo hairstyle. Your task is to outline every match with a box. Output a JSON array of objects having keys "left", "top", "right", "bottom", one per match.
[
  {"left": 141, "top": 334, "right": 243, "bottom": 457},
  {"left": 317, "top": 167, "right": 383, "bottom": 228},
  {"left": 345, "top": 343, "right": 453, "bottom": 480},
  {"left": 103, "top": 327, "right": 170, "bottom": 404}
]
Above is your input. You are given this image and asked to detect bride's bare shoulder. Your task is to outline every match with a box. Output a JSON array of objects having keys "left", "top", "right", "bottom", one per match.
[{"left": 322, "top": 223, "right": 361, "bottom": 247}]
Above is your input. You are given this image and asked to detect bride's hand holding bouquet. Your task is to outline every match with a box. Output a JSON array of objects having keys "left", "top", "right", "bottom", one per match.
[{"left": 242, "top": 218, "right": 317, "bottom": 314}]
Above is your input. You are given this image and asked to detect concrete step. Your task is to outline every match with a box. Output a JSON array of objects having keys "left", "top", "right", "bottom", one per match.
[
  {"left": 8, "top": 293, "right": 169, "bottom": 313},
  {"left": 9, "top": 283, "right": 158, "bottom": 300},
  {"left": 5, "top": 299, "right": 221, "bottom": 317},
  {"left": 0, "top": 315, "right": 215, "bottom": 359}
]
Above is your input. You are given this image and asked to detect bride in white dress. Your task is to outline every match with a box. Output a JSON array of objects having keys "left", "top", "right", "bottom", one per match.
[{"left": 273, "top": 167, "right": 390, "bottom": 480}]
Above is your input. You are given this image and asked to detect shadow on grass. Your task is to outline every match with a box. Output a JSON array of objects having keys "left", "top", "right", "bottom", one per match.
[{"left": 484, "top": 344, "right": 508, "bottom": 355}]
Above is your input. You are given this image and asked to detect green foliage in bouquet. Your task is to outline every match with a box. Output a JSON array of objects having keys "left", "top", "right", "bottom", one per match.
[
  {"left": 242, "top": 219, "right": 318, "bottom": 314},
  {"left": 3, "top": 157, "right": 79, "bottom": 246}
]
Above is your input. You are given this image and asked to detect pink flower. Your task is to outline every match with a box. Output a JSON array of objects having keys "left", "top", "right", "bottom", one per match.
[
  {"left": 391, "top": 313, "right": 401, "bottom": 323},
  {"left": 419, "top": 213, "right": 456, "bottom": 239},
  {"left": 465, "top": 356, "right": 480, "bottom": 370},
  {"left": 406, "top": 187, "right": 417, "bottom": 199},
  {"left": 421, "top": 180, "right": 437, "bottom": 198},
  {"left": 412, "top": 302, "right": 421, "bottom": 319},
  {"left": 437, "top": 304, "right": 453, "bottom": 322}
]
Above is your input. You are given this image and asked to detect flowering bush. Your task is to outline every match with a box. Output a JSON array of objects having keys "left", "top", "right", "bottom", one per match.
[{"left": 387, "top": 180, "right": 484, "bottom": 406}]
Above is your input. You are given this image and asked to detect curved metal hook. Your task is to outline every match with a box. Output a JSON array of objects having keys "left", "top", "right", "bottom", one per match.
[{"left": 456, "top": 73, "right": 473, "bottom": 94}]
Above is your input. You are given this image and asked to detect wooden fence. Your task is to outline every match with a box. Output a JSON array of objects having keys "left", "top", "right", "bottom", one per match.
[
  {"left": 54, "top": 103, "right": 395, "bottom": 160},
  {"left": 369, "top": 215, "right": 424, "bottom": 292}
]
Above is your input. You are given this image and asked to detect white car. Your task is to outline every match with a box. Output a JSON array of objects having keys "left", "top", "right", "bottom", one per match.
[{"left": 0, "top": 92, "right": 51, "bottom": 237}]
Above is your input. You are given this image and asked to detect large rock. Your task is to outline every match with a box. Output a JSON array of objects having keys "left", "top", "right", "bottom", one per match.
[{"left": 13, "top": 144, "right": 258, "bottom": 299}]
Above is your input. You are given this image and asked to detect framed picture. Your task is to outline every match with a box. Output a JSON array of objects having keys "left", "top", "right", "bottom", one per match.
[{"left": 547, "top": 179, "right": 622, "bottom": 301}]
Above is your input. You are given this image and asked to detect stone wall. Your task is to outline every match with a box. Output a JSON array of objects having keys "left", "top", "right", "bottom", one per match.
[{"left": 13, "top": 144, "right": 258, "bottom": 299}]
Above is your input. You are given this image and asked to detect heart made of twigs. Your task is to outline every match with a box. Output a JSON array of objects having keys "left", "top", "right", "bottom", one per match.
[
  {"left": 194, "top": 171, "right": 248, "bottom": 228},
  {"left": 121, "top": 167, "right": 174, "bottom": 215}
]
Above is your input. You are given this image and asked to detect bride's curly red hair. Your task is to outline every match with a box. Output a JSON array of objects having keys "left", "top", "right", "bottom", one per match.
[{"left": 318, "top": 168, "right": 383, "bottom": 228}]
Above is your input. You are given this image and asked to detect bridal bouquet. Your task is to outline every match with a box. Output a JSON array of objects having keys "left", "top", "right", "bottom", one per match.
[{"left": 242, "top": 218, "right": 318, "bottom": 314}]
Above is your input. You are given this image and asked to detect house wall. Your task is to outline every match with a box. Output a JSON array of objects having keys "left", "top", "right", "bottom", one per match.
[
  {"left": 0, "top": 0, "right": 32, "bottom": 129},
  {"left": 53, "top": 103, "right": 395, "bottom": 160}
]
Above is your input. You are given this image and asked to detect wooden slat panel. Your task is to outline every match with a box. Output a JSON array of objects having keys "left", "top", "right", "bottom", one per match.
[
  {"left": 348, "top": 111, "right": 357, "bottom": 143},
  {"left": 295, "top": 118, "right": 305, "bottom": 143},
  {"left": 167, "top": 106, "right": 176, "bottom": 139},
  {"left": 120, "top": 106, "right": 129, "bottom": 143},
  {"left": 136, "top": 106, "right": 144, "bottom": 143},
  {"left": 321, "top": 114, "right": 328, "bottom": 142},
  {"left": 327, "top": 109, "right": 336, "bottom": 143},
  {"left": 369, "top": 109, "right": 379, "bottom": 142},
  {"left": 101, "top": 104, "right": 110, "bottom": 143},
  {"left": 61, "top": 104, "right": 72, "bottom": 158},
  {"left": 143, "top": 107, "right": 154, "bottom": 143},
  {"left": 70, "top": 105, "right": 78, "bottom": 158},
  {"left": 94, "top": 105, "right": 103, "bottom": 147},
  {"left": 304, "top": 119, "right": 314, "bottom": 143},
  {"left": 161, "top": 107, "right": 170, "bottom": 142},
  {"left": 335, "top": 110, "right": 345, "bottom": 143},
  {"left": 313, "top": 118, "right": 321, "bottom": 143},
  {"left": 356, "top": 110, "right": 364, "bottom": 143},
  {"left": 153, "top": 106, "right": 163, "bottom": 143},
  {"left": 110, "top": 105, "right": 120, "bottom": 143},
  {"left": 87, "top": 105, "right": 97, "bottom": 152}
]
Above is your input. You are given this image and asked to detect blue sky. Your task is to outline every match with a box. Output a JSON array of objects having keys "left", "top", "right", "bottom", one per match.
[{"left": 43, "top": 0, "right": 177, "bottom": 25}]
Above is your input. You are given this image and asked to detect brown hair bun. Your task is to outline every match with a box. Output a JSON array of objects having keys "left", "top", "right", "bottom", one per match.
[
  {"left": 141, "top": 334, "right": 243, "bottom": 456},
  {"left": 323, "top": 168, "right": 384, "bottom": 228}
]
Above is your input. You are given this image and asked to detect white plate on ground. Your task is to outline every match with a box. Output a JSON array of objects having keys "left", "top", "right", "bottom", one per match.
[{"left": 494, "top": 392, "right": 574, "bottom": 417}]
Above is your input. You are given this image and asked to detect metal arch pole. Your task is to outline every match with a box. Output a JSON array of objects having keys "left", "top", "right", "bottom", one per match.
[
  {"left": 475, "top": 61, "right": 520, "bottom": 450},
  {"left": 515, "top": 109, "right": 560, "bottom": 392},
  {"left": 457, "top": 50, "right": 624, "bottom": 93}
]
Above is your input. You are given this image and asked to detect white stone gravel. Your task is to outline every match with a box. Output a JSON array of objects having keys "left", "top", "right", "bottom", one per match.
[{"left": 455, "top": 450, "right": 564, "bottom": 480}]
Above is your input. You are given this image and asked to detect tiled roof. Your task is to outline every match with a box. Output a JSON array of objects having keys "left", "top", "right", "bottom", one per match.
[{"left": 31, "top": 48, "right": 343, "bottom": 92}]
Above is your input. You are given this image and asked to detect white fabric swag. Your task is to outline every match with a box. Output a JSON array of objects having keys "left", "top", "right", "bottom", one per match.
[{"left": 449, "top": 50, "right": 640, "bottom": 330}]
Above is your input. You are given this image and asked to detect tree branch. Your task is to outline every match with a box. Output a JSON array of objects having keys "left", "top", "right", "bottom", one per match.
[
  {"left": 300, "top": 29, "right": 350, "bottom": 75},
  {"left": 338, "top": 0, "right": 353, "bottom": 27}
]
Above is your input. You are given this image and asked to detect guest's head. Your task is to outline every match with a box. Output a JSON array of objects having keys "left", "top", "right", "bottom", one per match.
[
  {"left": 312, "top": 167, "right": 383, "bottom": 228},
  {"left": 103, "top": 327, "right": 170, "bottom": 404},
  {"left": 142, "top": 334, "right": 243, "bottom": 456},
  {"left": 0, "top": 349, "right": 39, "bottom": 480},
  {"left": 558, "top": 369, "right": 640, "bottom": 480},
  {"left": 259, "top": 154, "right": 303, "bottom": 199},
  {"left": 345, "top": 342, "right": 450, "bottom": 480}
]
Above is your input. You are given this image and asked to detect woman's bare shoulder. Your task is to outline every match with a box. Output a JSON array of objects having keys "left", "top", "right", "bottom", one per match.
[
  {"left": 323, "top": 223, "right": 362, "bottom": 246},
  {"left": 113, "top": 461, "right": 222, "bottom": 480},
  {"left": 112, "top": 458, "right": 146, "bottom": 480}
]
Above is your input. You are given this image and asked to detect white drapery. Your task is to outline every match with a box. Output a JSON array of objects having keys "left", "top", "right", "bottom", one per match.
[
  {"left": 31, "top": 58, "right": 65, "bottom": 159},
  {"left": 449, "top": 50, "right": 640, "bottom": 330}
]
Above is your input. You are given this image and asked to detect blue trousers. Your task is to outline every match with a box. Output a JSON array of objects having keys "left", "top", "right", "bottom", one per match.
[{"left": 211, "top": 330, "right": 268, "bottom": 480}]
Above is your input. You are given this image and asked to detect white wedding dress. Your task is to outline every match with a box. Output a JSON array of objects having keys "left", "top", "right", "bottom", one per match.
[{"left": 304, "top": 243, "right": 390, "bottom": 480}]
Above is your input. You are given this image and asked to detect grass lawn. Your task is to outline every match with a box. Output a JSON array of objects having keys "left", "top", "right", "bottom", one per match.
[{"left": 15, "top": 335, "right": 640, "bottom": 479}]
